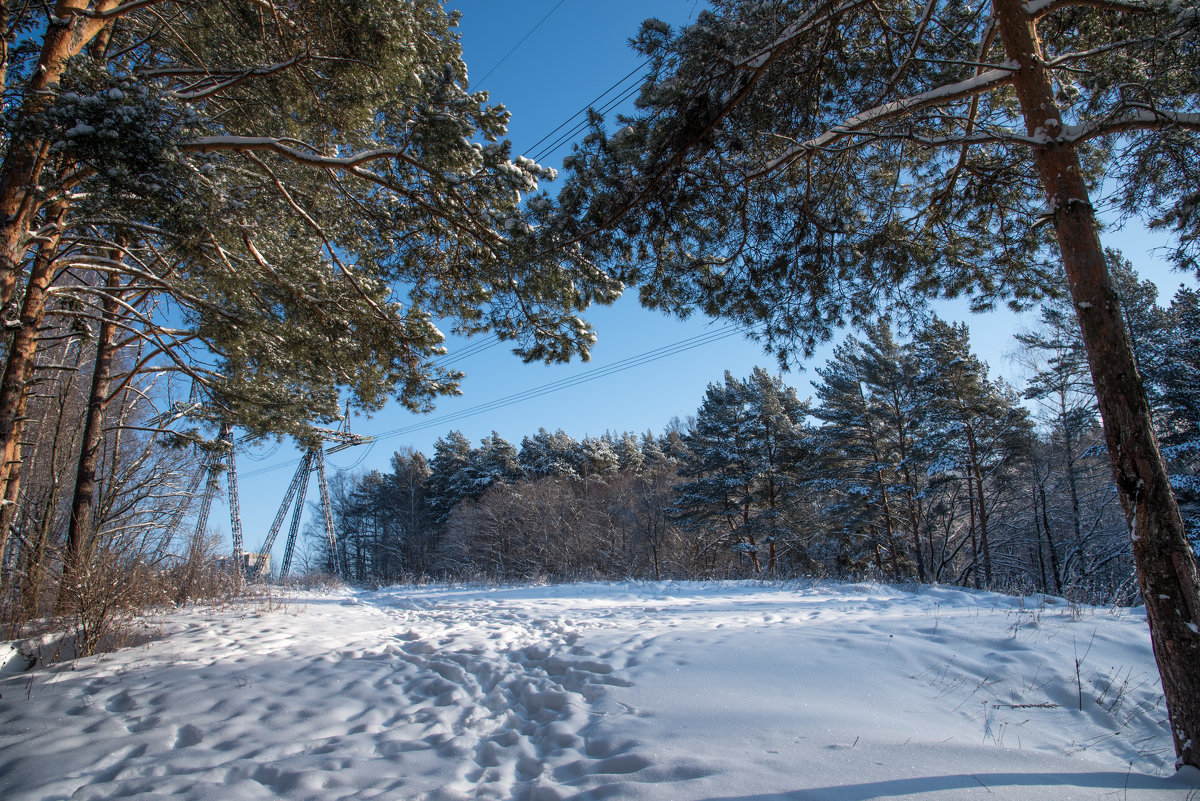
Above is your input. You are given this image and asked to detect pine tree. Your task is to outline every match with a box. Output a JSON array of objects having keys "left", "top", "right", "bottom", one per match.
[
  {"left": 387, "top": 448, "right": 432, "bottom": 576},
  {"left": 613, "top": 432, "right": 646, "bottom": 474},
  {"left": 1017, "top": 291, "right": 1129, "bottom": 594},
  {"left": 545, "top": 0, "right": 1200, "bottom": 766},
  {"left": 741, "top": 367, "right": 811, "bottom": 573},
  {"left": 578, "top": 436, "right": 621, "bottom": 480},
  {"left": 674, "top": 368, "right": 808, "bottom": 573},
  {"left": 915, "top": 318, "right": 1033, "bottom": 589},
  {"left": 639, "top": 431, "right": 672, "bottom": 470},
  {"left": 1160, "top": 288, "right": 1200, "bottom": 551},
  {"left": 475, "top": 433, "right": 523, "bottom": 490},
  {"left": 810, "top": 337, "right": 908, "bottom": 578},
  {"left": 0, "top": 0, "right": 622, "bottom": 568},
  {"left": 518, "top": 428, "right": 580, "bottom": 479},
  {"left": 426, "top": 431, "right": 476, "bottom": 529},
  {"left": 674, "top": 372, "right": 757, "bottom": 570}
]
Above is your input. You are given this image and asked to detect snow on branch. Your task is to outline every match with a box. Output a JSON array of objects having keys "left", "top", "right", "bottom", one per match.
[
  {"left": 735, "top": 0, "right": 874, "bottom": 71},
  {"left": 749, "top": 66, "right": 1018, "bottom": 179},
  {"left": 182, "top": 136, "right": 423, "bottom": 171},
  {"left": 185, "top": 138, "right": 504, "bottom": 249},
  {"left": 1023, "top": 0, "right": 1174, "bottom": 19},
  {"left": 1060, "top": 107, "right": 1200, "bottom": 142},
  {"left": 152, "top": 55, "right": 312, "bottom": 101},
  {"left": 68, "top": 0, "right": 168, "bottom": 20}
]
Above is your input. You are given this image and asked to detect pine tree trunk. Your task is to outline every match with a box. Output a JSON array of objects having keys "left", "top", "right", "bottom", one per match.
[
  {"left": 902, "top": 480, "right": 927, "bottom": 582},
  {"left": 0, "top": 448, "right": 21, "bottom": 571},
  {"left": 0, "top": 6, "right": 114, "bottom": 306},
  {"left": 893, "top": 391, "right": 929, "bottom": 582},
  {"left": 0, "top": 202, "right": 66, "bottom": 561},
  {"left": 1032, "top": 481, "right": 1049, "bottom": 593},
  {"left": 0, "top": 7, "right": 8, "bottom": 126},
  {"left": 966, "top": 429, "right": 993, "bottom": 587},
  {"left": 966, "top": 470, "right": 980, "bottom": 589},
  {"left": 864, "top": 416, "right": 903, "bottom": 579},
  {"left": 57, "top": 272, "right": 123, "bottom": 610},
  {"left": 995, "top": 0, "right": 1200, "bottom": 769},
  {"left": 1062, "top": 400, "right": 1086, "bottom": 561},
  {"left": 21, "top": 499, "right": 57, "bottom": 619},
  {"left": 1038, "top": 482, "right": 1064, "bottom": 595}
]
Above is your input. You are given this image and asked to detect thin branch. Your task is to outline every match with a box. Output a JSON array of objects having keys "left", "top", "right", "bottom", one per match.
[
  {"left": 746, "top": 65, "right": 1018, "bottom": 180},
  {"left": 173, "top": 53, "right": 312, "bottom": 102},
  {"left": 182, "top": 135, "right": 424, "bottom": 172},
  {"left": 1024, "top": 0, "right": 1174, "bottom": 20},
  {"left": 1061, "top": 106, "right": 1200, "bottom": 143}
]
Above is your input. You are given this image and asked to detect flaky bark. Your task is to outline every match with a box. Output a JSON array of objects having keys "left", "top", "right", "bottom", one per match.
[
  {"left": 0, "top": 4, "right": 117, "bottom": 306},
  {"left": 994, "top": 0, "right": 1200, "bottom": 769},
  {"left": 0, "top": 203, "right": 67, "bottom": 560},
  {"left": 0, "top": 6, "right": 120, "bottom": 561}
]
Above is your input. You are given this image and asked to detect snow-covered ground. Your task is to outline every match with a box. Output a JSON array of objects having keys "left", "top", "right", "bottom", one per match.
[{"left": 3, "top": 581, "right": 1198, "bottom": 800}]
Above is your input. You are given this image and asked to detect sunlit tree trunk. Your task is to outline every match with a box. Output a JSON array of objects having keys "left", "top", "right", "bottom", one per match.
[
  {"left": 994, "top": 0, "right": 1200, "bottom": 768},
  {"left": 0, "top": 201, "right": 67, "bottom": 558}
]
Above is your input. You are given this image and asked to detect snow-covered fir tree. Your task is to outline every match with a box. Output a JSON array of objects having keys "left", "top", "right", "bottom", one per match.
[
  {"left": 673, "top": 368, "right": 809, "bottom": 573},
  {"left": 518, "top": 428, "right": 581, "bottom": 479}
]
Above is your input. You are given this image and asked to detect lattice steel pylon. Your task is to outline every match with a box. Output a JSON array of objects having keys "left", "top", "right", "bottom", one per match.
[
  {"left": 248, "top": 426, "right": 371, "bottom": 582},
  {"left": 185, "top": 425, "right": 244, "bottom": 569},
  {"left": 222, "top": 422, "right": 245, "bottom": 569},
  {"left": 162, "top": 462, "right": 207, "bottom": 545},
  {"left": 147, "top": 402, "right": 244, "bottom": 573},
  {"left": 151, "top": 400, "right": 369, "bottom": 582}
]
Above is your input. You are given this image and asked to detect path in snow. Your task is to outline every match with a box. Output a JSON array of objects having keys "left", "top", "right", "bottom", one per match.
[{"left": 2, "top": 581, "right": 1198, "bottom": 801}]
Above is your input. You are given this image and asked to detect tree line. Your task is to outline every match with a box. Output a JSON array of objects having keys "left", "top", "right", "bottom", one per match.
[{"left": 314, "top": 262, "right": 1198, "bottom": 602}]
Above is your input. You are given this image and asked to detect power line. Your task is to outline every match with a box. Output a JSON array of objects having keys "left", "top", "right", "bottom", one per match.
[
  {"left": 475, "top": 0, "right": 570, "bottom": 87},
  {"left": 532, "top": 77, "right": 645, "bottom": 164},
  {"left": 524, "top": 59, "right": 650, "bottom": 159},
  {"left": 435, "top": 335, "right": 503, "bottom": 369},
  {"left": 239, "top": 324, "right": 755, "bottom": 479},
  {"left": 375, "top": 325, "right": 748, "bottom": 439},
  {"left": 242, "top": 456, "right": 304, "bottom": 481}
]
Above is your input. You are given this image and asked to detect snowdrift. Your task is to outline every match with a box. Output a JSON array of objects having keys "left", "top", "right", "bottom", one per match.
[{"left": 2, "top": 580, "right": 1198, "bottom": 800}]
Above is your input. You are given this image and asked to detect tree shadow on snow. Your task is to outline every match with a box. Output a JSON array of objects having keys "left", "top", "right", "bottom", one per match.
[{"left": 697, "top": 769, "right": 1198, "bottom": 800}]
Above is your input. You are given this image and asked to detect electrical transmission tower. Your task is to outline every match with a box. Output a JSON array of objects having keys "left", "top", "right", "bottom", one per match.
[
  {"left": 248, "top": 427, "right": 373, "bottom": 582},
  {"left": 149, "top": 403, "right": 245, "bottom": 568},
  {"left": 151, "top": 402, "right": 371, "bottom": 582}
]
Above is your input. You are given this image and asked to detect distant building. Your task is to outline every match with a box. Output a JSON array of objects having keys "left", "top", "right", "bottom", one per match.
[{"left": 215, "top": 552, "right": 270, "bottom": 577}]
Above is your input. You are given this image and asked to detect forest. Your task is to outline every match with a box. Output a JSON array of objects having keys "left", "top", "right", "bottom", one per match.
[
  {"left": 317, "top": 263, "right": 1199, "bottom": 599},
  {"left": 0, "top": 0, "right": 1198, "bottom": 773}
]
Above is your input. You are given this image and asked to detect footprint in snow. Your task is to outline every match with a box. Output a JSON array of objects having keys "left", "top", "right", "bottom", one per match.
[{"left": 174, "top": 723, "right": 203, "bottom": 748}]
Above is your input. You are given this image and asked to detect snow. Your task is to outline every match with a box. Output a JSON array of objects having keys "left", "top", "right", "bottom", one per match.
[
  {"left": 3, "top": 581, "right": 1198, "bottom": 800},
  {"left": 759, "top": 66, "right": 1020, "bottom": 173}
]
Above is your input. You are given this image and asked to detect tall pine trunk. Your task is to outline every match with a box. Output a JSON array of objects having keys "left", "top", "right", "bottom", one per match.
[
  {"left": 0, "top": 6, "right": 114, "bottom": 305},
  {"left": 966, "top": 470, "right": 980, "bottom": 589},
  {"left": 966, "top": 430, "right": 993, "bottom": 588},
  {"left": 995, "top": 0, "right": 1200, "bottom": 769},
  {"left": 0, "top": 12, "right": 117, "bottom": 556},
  {"left": 1038, "top": 482, "right": 1064, "bottom": 595},
  {"left": 0, "top": 202, "right": 66, "bottom": 559},
  {"left": 57, "top": 271, "right": 123, "bottom": 610}
]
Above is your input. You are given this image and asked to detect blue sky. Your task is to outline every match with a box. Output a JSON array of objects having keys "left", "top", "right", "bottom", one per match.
[{"left": 222, "top": 0, "right": 1190, "bottom": 560}]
